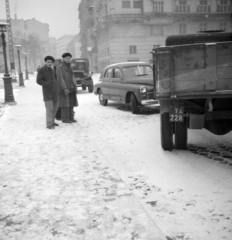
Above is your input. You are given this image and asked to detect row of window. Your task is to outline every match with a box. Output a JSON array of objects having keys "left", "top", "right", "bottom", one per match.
[
  {"left": 122, "top": 1, "right": 142, "bottom": 9},
  {"left": 121, "top": 0, "right": 231, "bottom": 13},
  {"left": 99, "top": 48, "right": 110, "bottom": 58},
  {"left": 150, "top": 22, "right": 228, "bottom": 36}
]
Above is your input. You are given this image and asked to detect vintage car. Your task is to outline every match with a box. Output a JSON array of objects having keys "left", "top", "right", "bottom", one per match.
[
  {"left": 94, "top": 62, "right": 158, "bottom": 114},
  {"left": 71, "top": 58, "right": 94, "bottom": 93}
]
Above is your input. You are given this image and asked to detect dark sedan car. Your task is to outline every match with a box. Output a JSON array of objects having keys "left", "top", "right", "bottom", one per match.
[{"left": 94, "top": 62, "right": 158, "bottom": 114}]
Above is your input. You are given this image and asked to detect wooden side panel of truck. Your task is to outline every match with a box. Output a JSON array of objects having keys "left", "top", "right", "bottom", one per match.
[{"left": 153, "top": 32, "right": 232, "bottom": 151}]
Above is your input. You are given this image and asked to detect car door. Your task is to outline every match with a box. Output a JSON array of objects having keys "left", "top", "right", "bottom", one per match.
[
  {"left": 100, "top": 68, "right": 112, "bottom": 99},
  {"left": 109, "top": 68, "right": 123, "bottom": 101}
]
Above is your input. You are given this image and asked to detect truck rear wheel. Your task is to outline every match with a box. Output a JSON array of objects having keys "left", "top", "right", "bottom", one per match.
[
  {"left": 175, "top": 119, "right": 188, "bottom": 150},
  {"left": 88, "top": 84, "right": 93, "bottom": 93},
  {"left": 161, "top": 113, "right": 173, "bottom": 150}
]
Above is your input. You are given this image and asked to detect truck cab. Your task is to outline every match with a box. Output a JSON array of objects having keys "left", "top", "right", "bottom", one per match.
[{"left": 71, "top": 58, "right": 94, "bottom": 93}]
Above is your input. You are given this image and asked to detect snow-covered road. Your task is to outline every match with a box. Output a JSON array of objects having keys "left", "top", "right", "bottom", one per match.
[{"left": 0, "top": 74, "right": 231, "bottom": 240}]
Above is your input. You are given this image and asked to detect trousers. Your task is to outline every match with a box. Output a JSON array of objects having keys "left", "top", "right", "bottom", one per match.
[
  {"left": 45, "top": 100, "right": 59, "bottom": 127},
  {"left": 61, "top": 90, "right": 75, "bottom": 121}
]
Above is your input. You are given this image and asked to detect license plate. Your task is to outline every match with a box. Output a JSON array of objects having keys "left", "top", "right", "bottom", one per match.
[{"left": 169, "top": 106, "right": 184, "bottom": 122}]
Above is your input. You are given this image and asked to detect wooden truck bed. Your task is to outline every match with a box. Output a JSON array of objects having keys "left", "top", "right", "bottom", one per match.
[{"left": 155, "top": 41, "right": 232, "bottom": 99}]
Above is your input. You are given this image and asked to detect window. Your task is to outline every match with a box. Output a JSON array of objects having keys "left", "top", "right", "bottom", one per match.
[
  {"left": 153, "top": 1, "right": 164, "bottom": 12},
  {"left": 220, "top": 22, "right": 227, "bottom": 30},
  {"left": 130, "top": 46, "right": 137, "bottom": 54},
  {"left": 107, "top": 48, "right": 110, "bottom": 56},
  {"left": 122, "top": 1, "right": 131, "bottom": 8},
  {"left": 200, "top": 22, "right": 207, "bottom": 31},
  {"left": 104, "top": 68, "right": 112, "bottom": 78},
  {"left": 176, "top": 0, "right": 190, "bottom": 13},
  {"left": 151, "top": 26, "right": 163, "bottom": 36},
  {"left": 133, "top": 1, "right": 142, "bottom": 8},
  {"left": 197, "top": 0, "right": 211, "bottom": 13},
  {"left": 113, "top": 68, "right": 122, "bottom": 78},
  {"left": 154, "top": 45, "right": 161, "bottom": 48},
  {"left": 217, "top": 0, "right": 231, "bottom": 12},
  {"left": 123, "top": 65, "right": 153, "bottom": 77},
  {"left": 179, "top": 23, "right": 187, "bottom": 34}
]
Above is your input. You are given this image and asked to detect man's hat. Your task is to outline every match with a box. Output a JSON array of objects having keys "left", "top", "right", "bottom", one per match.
[
  {"left": 62, "top": 52, "right": 72, "bottom": 58},
  {"left": 44, "top": 56, "right": 55, "bottom": 62}
]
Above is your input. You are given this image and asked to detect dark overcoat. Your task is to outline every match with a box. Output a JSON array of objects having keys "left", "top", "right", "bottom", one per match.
[
  {"left": 36, "top": 65, "right": 59, "bottom": 102},
  {"left": 56, "top": 62, "right": 78, "bottom": 107}
]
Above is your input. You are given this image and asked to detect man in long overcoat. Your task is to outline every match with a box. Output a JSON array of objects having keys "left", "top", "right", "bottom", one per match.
[
  {"left": 56, "top": 52, "right": 78, "bottom": 123},
  {"left": 36, "top": 56, "right": 59, "bottom": 129}
]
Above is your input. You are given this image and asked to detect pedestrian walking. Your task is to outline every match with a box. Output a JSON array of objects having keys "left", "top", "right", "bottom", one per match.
[
  {"left": 36, "top": 56, "right": 59, "bottom": 130},
  {"left": 56, "top": 52, "right": 78, "bottom": 123}
]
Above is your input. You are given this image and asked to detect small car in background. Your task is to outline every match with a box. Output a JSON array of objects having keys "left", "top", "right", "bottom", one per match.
[
  {"left": 71, "top": 58, "right": 94, "bottom": 93},
  {"left": 94, "top": 62, "right": 158, "bottom": 114}
]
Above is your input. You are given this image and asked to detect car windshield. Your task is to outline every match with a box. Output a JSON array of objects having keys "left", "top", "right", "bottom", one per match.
[
  {"left": 123, "top": 65, "right": 153, "bottom": 77},
  {"left": 71, "top": 61, "right": 86, "bottom": 70}
]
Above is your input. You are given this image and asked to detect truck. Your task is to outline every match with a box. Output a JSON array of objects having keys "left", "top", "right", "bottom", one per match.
[
  {"left": 71, "top": 58, "right": 94, "bottom": 93},
  {"left": 152, "top": 31, "right": 232, "bottom": 151}
]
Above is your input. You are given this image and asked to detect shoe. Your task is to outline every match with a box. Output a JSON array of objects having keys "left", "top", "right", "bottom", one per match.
[
  {"left": 71, "top": 119, "right": 77, "bottom": 123},
  {"left": 62, "top": 120, "right": 72, "bottom": 123},
  {"left": 53, "top": 122, "right": 59, "bottom": 126},
  {"left": 47, "top": 126, "right": 55, "bottom": 129}
]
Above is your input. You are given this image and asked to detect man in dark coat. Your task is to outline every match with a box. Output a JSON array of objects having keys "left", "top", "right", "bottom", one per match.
[
  {"left": 36, "top": 56, "right": 59, "bottom": 129},
  {"left": 56, "top": 52, "right": 78, "bottom": 123}
]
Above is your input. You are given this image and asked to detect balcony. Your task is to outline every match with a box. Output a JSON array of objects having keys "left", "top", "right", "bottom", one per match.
[{"left": 94, "top": 14, "right": 143, "bottom": 31}]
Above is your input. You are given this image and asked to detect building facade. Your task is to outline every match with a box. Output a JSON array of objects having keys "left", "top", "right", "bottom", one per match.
[
  {"left": 56, "top": 35, "right": 76, "bottom": 58},
  {"left": 49, "top": 37, "right": 57, "bottom": 59},
  {"left": 78, "top": 0, "right": 232, "bottom": 72}
]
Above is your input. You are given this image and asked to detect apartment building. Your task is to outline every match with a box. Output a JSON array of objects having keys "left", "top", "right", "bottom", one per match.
[
  {"left": 56, "top": 35, "right": 76, "bottom": 58},
  {"left": 78, "top": 0, "right": 231, "bottom": 72}
]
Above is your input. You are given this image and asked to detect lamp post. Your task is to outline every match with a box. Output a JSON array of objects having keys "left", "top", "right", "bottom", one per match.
[
  {"left": 23, "top": 53, "right": 29, "bottom": 80},
  {"left": 15, "top": 44, "right": 24, "bottom": 87},
  {"left": 0, "top": 22, "right": 16, "bottom": 104}
]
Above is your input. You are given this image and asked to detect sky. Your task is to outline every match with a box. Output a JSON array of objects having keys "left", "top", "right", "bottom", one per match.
[{"left": 0, "top": 0, "right": 81, "bottom": 39}]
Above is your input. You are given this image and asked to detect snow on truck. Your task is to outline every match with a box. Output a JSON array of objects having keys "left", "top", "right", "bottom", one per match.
[{"left": 152, "top": 31, "right": 232, "bottom": 151}]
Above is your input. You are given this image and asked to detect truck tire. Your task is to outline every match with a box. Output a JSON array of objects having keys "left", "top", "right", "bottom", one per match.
[
  {"left": 99, "top": 89, "right": 108, "bottom": 106},
  {"left": 130, "top": 93, "right": 139, "bottom": 114},
  {"left": 175, "top": 119, "right": 188, "bottom": 150},
  {"left": 88, "top": 84, "right": 93, "bottom": 93},
  {"left": 161, "top": 112, "right": 173, "bottom": 150},
  {"left": 82, "top": 85, "right": 86, "bottom": 90}
]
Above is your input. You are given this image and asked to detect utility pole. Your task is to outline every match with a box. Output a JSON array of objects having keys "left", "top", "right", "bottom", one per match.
[{"left": 5, "top": 0, "right": 16, "bottom": 82}]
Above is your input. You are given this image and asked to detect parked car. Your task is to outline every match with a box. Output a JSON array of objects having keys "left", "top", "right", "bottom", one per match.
[
  {"left": 71, "top": 58, "right": 94, "bottom": 93},
  {"left": 94, "top": 62, "right": 158, "bottom": 114}
]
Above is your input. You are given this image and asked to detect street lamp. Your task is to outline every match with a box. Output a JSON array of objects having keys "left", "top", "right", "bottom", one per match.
[
  {"left": 23, "top": 53, "right": 29, "bottom": 80},
  {"left": 0, "top": 22, "right": 16, "bottom": 104},
  {"left": 14, "top": 44, "right": 25, "bottom": 87}
]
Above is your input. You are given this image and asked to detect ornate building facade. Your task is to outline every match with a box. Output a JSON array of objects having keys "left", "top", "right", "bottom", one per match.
[{"left": 78, "top": 0, "right": 232, "bottom": 72}]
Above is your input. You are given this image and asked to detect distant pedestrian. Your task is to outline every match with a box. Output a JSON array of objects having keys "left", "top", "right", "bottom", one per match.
[
  {"left": 56, "top": 52, "right": 78, "bottom": 123},
  {"left": 36, "top": 56, "right": 59, "bottom": 130},
  {"left": 37, "top": 65, "right": 41, "bottom": 73}
]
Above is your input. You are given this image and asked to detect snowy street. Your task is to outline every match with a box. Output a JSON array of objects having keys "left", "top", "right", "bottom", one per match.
[{"left": 0, "top": 74, "right": 232, "bottom": 240}]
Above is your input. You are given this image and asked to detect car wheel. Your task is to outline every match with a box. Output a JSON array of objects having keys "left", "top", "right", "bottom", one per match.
[
  {"left": 88, "top": 84, "right": 94, "bottom": 93},
  {"left": 160, "top": 112, "right": 174, "bottom": 150},
  {"left": 82, "top": 85, "right": 86, "bottom": 90},
  {"left": 99, "top": 89, "right": 108, "bottom": 106},
  {"left": 130, "top": 93, "right": 139, "bottom": 114}
]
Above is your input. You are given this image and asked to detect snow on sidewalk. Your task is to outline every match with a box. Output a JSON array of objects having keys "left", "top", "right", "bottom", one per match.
[{"left": 0, "top": 77, "right": 166, "bottom": 240}]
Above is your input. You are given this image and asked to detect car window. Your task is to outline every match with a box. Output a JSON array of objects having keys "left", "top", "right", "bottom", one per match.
[
  {"left": 113, "top": 68, "right": 122, "bottom": 79},
  {"left": 123, "top": 65, "right": 153, "bottom": 77},
  {"left": 104, "top": 68, "right": 112, "bottom": 78}
]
